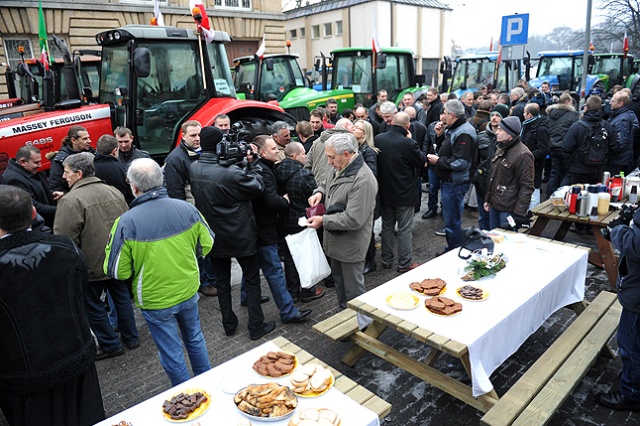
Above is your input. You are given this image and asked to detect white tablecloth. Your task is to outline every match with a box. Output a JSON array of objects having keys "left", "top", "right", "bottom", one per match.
[
  {"left": 96, "top": 341, "right": 380, "bottom": 426},
  {"left": 355, "top": 235, "right": 588, "bottom": 397}
]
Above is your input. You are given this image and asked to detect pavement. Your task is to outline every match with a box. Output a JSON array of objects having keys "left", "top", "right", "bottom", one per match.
[{"left": 3, "top": 190, "right": 640, "bottom": 426}]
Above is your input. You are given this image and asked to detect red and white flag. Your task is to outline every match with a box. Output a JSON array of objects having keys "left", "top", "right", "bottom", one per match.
[
  {"left": 624, "top": 30, "right": 629, "bottom": 58},
  {"left": 490, "top": 37, "right": 493, "bottom": 52},
  {"left": 190, "top": 0, "right": 214, "bottom": 44},
  {"left": 153, "top": 0, "right": 165, "bottom": 26},
  {"left": 372, "top": 10, "right": 381, "bottom": 55},
  {"left": 255, "top": 35, "right": 266, "bottom": 59}
]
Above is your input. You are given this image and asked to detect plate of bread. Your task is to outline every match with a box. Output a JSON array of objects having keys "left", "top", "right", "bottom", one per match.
[
  {"left": 289, "top": 363, "right": 334, "bottom": 397},
  {"left": 234, "top": 382, "right": 298, "bottom": 422},
  {"left": 253, "top": 351, "right": 298, "bottom": 378},
  {"left": 161, "top": 388, "right": 210, "bottom": 422}
]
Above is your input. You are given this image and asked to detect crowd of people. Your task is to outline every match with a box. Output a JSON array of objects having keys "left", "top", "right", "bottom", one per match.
[{"left": 3, "top": 78, "right": 640, "bottom": 424}]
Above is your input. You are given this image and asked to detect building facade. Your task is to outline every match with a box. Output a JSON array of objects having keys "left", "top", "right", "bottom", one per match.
[
  {"left": 0, "top": 0, "right": 287, "bottom": 98},
  {"left": 284, "top": 0, "right": 451, "bottom": 86}
]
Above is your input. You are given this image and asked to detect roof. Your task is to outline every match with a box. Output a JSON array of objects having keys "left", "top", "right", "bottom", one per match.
[
  {"left": 331, "top": 46, "right": 414, "bottom": 55},
  {"left": 285, "top": 0, "right": 450, "bottom": 19}
]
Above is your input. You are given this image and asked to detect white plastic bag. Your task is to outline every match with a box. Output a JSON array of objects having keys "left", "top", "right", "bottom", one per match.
[{"left": 285, "top": 227, "right": 331, "bottom": 289}]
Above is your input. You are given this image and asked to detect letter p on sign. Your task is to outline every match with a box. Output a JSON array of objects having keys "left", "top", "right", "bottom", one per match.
[{"left": 500, "top": 13, "right": 529, "bottom": 46}]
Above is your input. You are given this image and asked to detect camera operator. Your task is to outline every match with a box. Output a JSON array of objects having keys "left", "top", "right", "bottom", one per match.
[
  {"left": 597, "top": 204, "right": 640, "bottom": 411},
  {"left": 189, "top": 126, "right": 276, "bottom": 341}
]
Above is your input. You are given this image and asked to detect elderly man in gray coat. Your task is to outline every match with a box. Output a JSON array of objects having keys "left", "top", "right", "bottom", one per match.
[{"left": 307, "top": 133, "right": 378, "bottom": 319}]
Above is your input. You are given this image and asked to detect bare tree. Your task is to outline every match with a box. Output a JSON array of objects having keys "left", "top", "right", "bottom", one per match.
[{"left": 597, "top": 0, "right": 640, "bottom": 55}]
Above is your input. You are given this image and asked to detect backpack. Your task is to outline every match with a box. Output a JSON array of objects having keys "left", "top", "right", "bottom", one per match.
[{"left": 577, "top": 120, "right": 609, "bottom": 166}]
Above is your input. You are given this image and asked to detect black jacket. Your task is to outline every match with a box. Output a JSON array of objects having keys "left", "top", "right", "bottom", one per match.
[
  {"left": 94, "top": 154, "right": 134, "bottom": 205},
  {"left": 409, "top": 119, "right": 428, "bottom": 152},
  {"left": 546, "top": 103, "right": 579, "bottom": 150},
  {"left": 253, "top": 158, "right": 289, "bottom": 246},
  {"left": 374, "top": 125, "right": 426, "bottom": 207},
  {"left": 190, "top": 153, "right": 263, "bottom": 258},
  {"left": 2, "top": 159, "right": 56, "bottom": 226},
  {"left": 118, "top": 147, "right": 150, "bottom": 169},
  {"left": 611, "top": 208, "right": 640, "bottom": 313},
  {"left": 164, "top": 141, "right": 200, "bottom": 201},
  {"left": 275, "top": 158, "right": 317, "bottom": 235},
  {"left": 563, "top": 110, "right": 616, "bottom": 174},
  {"left": 0, "top": 230, "right": 95, "bottom": 394},
  {"left": 521, "top": 115, "right": 550, "bottom": 188},
  {"left": 424, "top": 98, "right": 443, "bottom": 127}
]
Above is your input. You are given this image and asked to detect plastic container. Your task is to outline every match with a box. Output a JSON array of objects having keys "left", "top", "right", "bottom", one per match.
[
  {"left": 597, "top": 192, "right": 610, "bottom": 216},
  {"left": 630, "top": 185, "right": 638, "bottom": 204},
  {"left": 590, "top": 206, "right": 599, "bottom": 220},
  {"left": 587, "top": 185, "right": 600, "bottom": 213}
]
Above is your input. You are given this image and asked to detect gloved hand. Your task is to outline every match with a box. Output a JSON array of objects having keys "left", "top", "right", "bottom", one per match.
[
  {"left": 608, "top": 215, "right": 630, "bottom": 231},
  {"left": 513, "top": 214, "right": 529, "bottom": 228}
]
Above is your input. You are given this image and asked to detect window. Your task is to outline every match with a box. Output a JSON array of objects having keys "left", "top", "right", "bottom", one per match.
[
  {"left": 290, "top": 29, "right": 297, "bottom": 39},
  {"left": 335, "top": 21, "right": 343, "bottom": 36},
  {"left": 4, "top": 38, "right": 33, "bottom": 69},
  {"left": 214, "top": 0, "right": 251, "bottom": 9},
  {"left": 300, "top": 28, "right": 306, "bottom": 38},
  {"left": 324, "top": 23, "right": 332, "bottom": 37},
  {"left": 312, "top": 25, "right": 320, "bottom": 39}
]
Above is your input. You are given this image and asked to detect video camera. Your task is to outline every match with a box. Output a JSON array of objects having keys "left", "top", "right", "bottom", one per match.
[
  {"left": 601, "top": 203, "right": 638, "bottom": 241},
  {"left": 216, "top": 122, "right": 253, "bottom": 166}
]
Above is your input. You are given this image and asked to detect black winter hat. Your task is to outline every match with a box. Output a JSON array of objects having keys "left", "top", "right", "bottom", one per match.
[{"left": 199, "top": 126, "right": 224, "bottom": 152}]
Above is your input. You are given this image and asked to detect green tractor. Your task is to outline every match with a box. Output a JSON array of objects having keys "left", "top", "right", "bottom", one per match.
[
  {"left": 327, "top": 47, "right": 429, "bottom": 108},
  {"left": 590, "top": 53, "right": 636, "bottom": 91},
  {"left": 232, "top": 53, "right": 353, "bottom": 121}
]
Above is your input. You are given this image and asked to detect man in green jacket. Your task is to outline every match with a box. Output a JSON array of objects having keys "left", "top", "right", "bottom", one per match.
[{"left": 104, "top": 158, "right": 215, "bottom": 386}]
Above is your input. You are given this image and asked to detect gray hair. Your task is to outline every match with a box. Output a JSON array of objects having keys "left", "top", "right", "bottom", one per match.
[
  {"left": 335, "top": 117, "right": 354, "bottom": 131},
  {"left": 128, "top": 158, "right": 162, "bottom": 193},
  {"left": 444, "top": 99, "right": 465, "bottom": 118},
  {"left": 16, "top": 145, "right": 40, "bottom": 162},
  {"left": 510, "top": 87, "right": 525, "bottom": 98},
  {"left": 63, "top": 152, "right": 95, "bottom": 177},
  {"left": 326, "top": 133, "right": 356, "bottom": 155},
  {"left": 270, "top": 121, "right": 289, "bottom": 135},
  {"left": 379, "top": 101, "right": 397, "bottom": 115}
]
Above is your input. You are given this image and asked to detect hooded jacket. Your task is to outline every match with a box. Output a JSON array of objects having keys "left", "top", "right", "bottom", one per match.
[
  {"left": 608, "top": 105, "right": 640, "bottom": 168},
  {"left": 563, "top": 109, "right": 617, "bottom": 174},
  {"left": 546, "top": 102, "right": 579, "bottom": 150},
  {"left": 520, "top": 115, "right": 550, "bottom": 188},
  {"left": 611, "top": 208, "right": 640, "bottom": 313},
  {"left": 305, "top": 127, "right": 353, "bottom": 189}
]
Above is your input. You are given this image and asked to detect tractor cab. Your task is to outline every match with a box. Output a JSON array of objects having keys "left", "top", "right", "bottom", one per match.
[
  {"left": 591, "top": 53, "right": 635, "bottom": 90},
  {"left": 529, "top": 50, "right": 603, "bottom": 97},
  {"left": 233, "top": 54, "right": 306, "bottom": 102},
  {"left": 449, "top": 52, "right": 524, "bottom": 98}
]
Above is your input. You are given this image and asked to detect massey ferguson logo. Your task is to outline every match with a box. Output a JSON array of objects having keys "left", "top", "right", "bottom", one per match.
[{"left": 0, "top": 106, "right": 110, "bottom": 138}]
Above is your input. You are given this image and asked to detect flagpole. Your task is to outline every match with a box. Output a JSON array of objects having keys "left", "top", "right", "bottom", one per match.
[{"left": 580, "top": 0, "right": 592, "bottom": 106}]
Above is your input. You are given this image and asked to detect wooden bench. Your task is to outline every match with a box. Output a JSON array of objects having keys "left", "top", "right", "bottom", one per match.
[
  {"left": 271, "top": 335, "right": 392, "bottom": 420},
  {"left": 480, "top": 290, "right": 621, "bottom": 425}
]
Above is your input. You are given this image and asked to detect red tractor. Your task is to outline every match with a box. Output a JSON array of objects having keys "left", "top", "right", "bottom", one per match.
[{"left": 0, "top": 24, "right": 295, "bottom": 174}]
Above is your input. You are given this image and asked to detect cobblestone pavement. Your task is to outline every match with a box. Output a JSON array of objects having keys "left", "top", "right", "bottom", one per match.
[{"left": 3, "top": 193, "right": 640, "bottom": 426}]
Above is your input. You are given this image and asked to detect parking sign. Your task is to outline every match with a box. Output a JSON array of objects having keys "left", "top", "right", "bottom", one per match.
[{"left": 500, "top": 14, "right": 529, "bottom": 46}]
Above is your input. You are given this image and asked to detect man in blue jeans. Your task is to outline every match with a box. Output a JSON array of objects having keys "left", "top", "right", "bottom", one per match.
[
  {"left": 105, "top": 158, "right": 214, "bottom": 386},
  {"left": 427, "top": 100, "right": 476, "bottom": 254},
  {"left": 239, "top": 136, "right": 312, "bottom": 323}
]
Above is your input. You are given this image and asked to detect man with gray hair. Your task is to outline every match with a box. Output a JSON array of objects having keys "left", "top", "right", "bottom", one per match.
[
  {"left": 427, "top": 100, "right": 477, "bottom": 255},
  {"left": 307, "top": 133, "right": 377, "bottom": 310},
  {"left": 271, "top": 121, "right": 292, "bottom": 162},
  {"left": 105, "top": 158, "right": 214, "bottom": 385},
  {"left": 509, "top": 86, "right": 528, "bottom": 122},
  {"left": 53, "top": 152, "right": 138, "bottom": 360},
  {"left": 378, "top": 100, "right": 398, "bottom": 133}
]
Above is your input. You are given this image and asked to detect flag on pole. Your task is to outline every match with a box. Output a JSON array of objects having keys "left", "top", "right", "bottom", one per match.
[
  {"left": 190, "top": 0, "right": 214, "bottom": 44},
  {"left": 372, "top": 9, "right": 381, "bottom": 69},
  {"left": 490, "top": 37, "right": 493, "bottom": 52},
  {"left": 38, "top": 0, "right": 49, "bottom": 71},
  {"left": 624, "top": 30, "right": 629, "bottom": 59},
  {"left": 589, "top": 38, "right": 595, "bottom": 51},
  {"left": 497, "top": 45, "right": 502, "bottom": 66},
  {"left": 153, "top": 0, "right": 165, "bottom": 26},
  {"left": 255, "top": 35, "right": 266, "bottom": 59}
]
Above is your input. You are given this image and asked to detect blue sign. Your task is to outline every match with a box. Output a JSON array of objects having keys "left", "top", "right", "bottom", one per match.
[{"left": 500, "top": 14, "right": 529, "bottom": 46}]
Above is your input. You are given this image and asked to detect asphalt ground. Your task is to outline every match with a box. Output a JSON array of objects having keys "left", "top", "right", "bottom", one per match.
[{"left": 2, "top": 188, "right": 639, "bottom": 426}]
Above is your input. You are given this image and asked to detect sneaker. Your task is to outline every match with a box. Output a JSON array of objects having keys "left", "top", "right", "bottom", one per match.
[
  {"left": 301, "top": 287, "right": 325, "bottom": 303},
  {"left": 435, "top": 228, "right": 446, "bottom": 236}
]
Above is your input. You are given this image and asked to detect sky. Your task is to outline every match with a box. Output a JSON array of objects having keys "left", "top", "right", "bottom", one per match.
[
  {"left": 282, "top": 0, "right": 601, "bottom": 51},
  {"left": 448, "top": 0, "right": 597, "bottom": 50}
]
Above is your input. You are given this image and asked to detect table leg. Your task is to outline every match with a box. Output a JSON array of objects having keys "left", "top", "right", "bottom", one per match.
[
  {"left": 553, "top": 221, "right": 572, "bottom": 241},
  {"left": 592, "top": 224, "right": 618, "bottom": 289},
  {"left": 350, "top": 331, "right": 498, "bottom": 412},
  {"left": 528, "top": 216, "right": 550, "bottom": 237},
  {"left": 424, "top": 348, "right": 442, "bottom": 366},
  {"left": 342, "top": 321, "right": 387, "bottom": 367}
]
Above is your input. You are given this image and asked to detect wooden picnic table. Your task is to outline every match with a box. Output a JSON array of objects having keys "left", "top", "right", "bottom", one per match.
[
  {"left": 529, "top": 198, "right": 619, "bottom": 287},
  {"left": 314, "top": 232, "right": 619, "bottom": 422}
]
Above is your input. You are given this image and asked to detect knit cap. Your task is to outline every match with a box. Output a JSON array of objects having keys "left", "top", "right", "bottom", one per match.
[
  {"left": 498, "top": 116, "right": 521, "bottom": 139},
  {"left": 490, "top": 103, "right": 510, "bottom": 118},
  {"left": 199, "top": 126, "right": 224, "bottom": 152}
]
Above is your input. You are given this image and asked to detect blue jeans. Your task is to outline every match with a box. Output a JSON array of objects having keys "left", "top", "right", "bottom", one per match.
[
  {"left": 489, "top": 208, "right": 514, "bottom": 230},
  {"left": 475, "top": 184, "right": 490, "bottom": 230},
  {"left": 85, "top": 278, "right": 138, "bottom": 352},
  {"left": 241, "top": 245, "right": 298, "bottom": 322},
  {"left": 427, "top": 168, "right": 441, "bottom": 212},
  {"left": 441, "top": 181, "right": 469, "bottom": 251},
  {"left": 618, "top": 308, "right": 640, "bottom": 401},
  {"left": 142, "top": 293, "right": 211, "bottom": 386}
]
